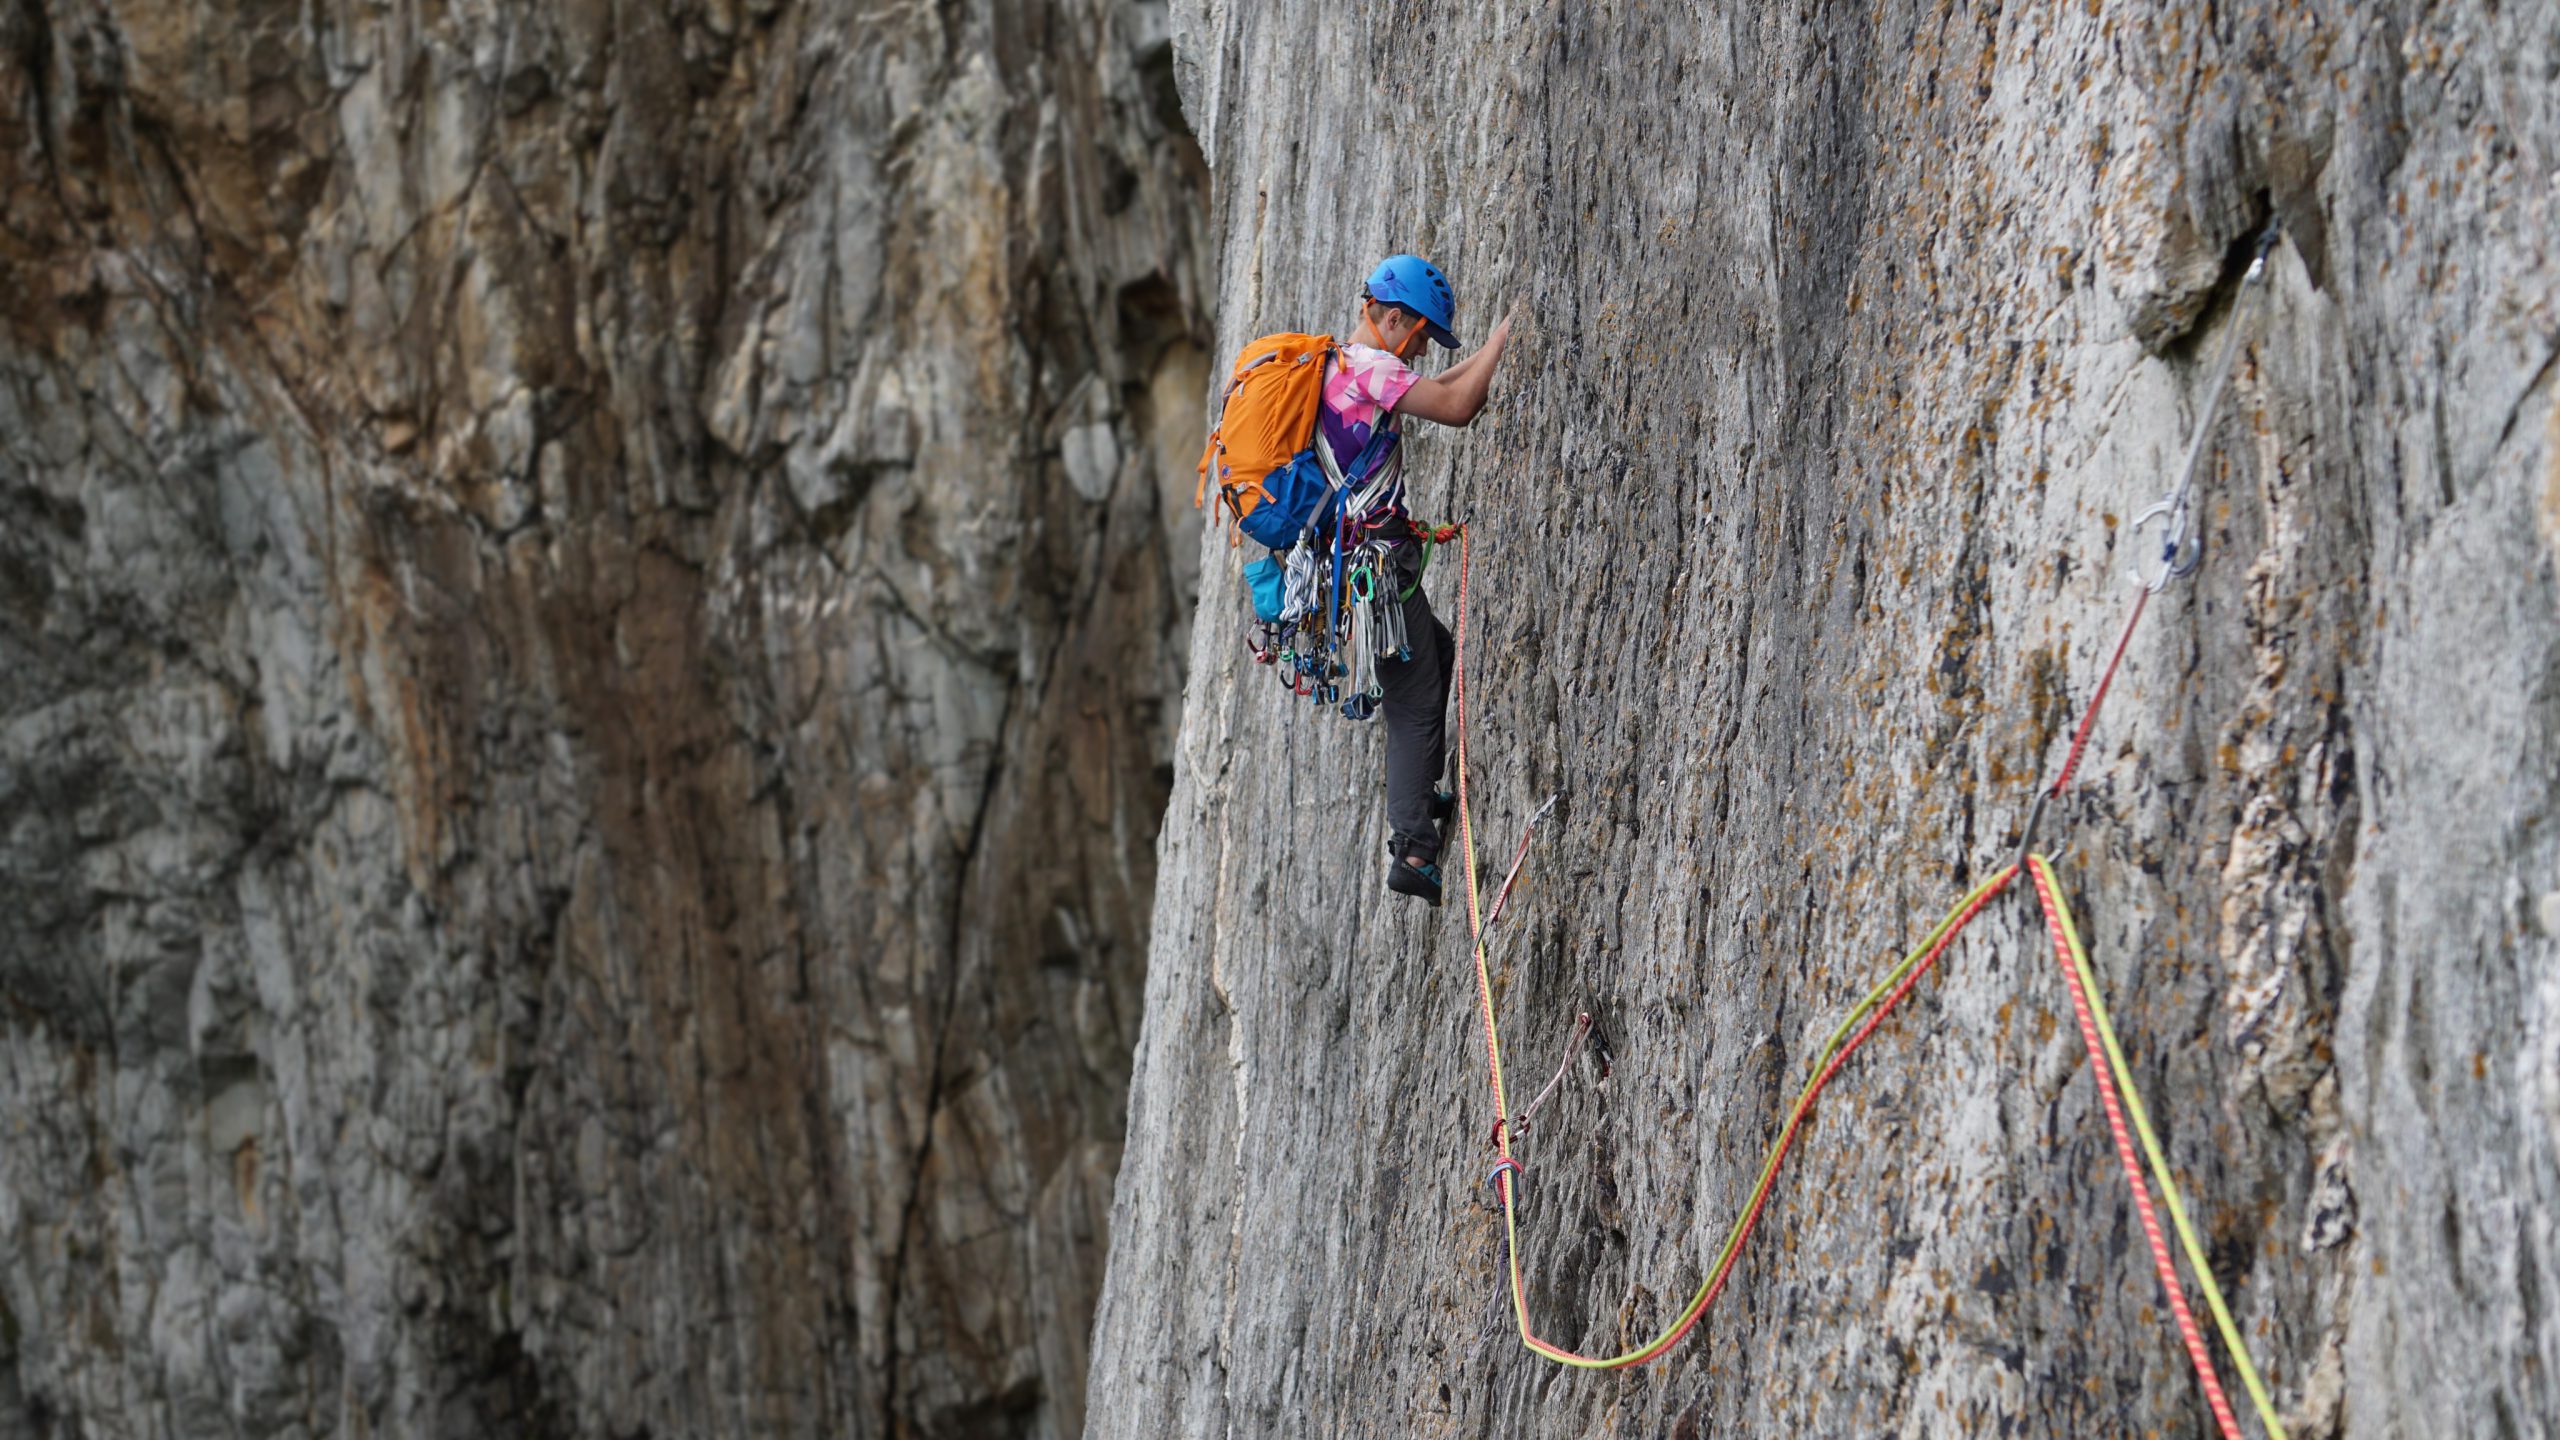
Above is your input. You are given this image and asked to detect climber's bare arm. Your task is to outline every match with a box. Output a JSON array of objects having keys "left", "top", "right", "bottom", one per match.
[
  {"left": 1436, "top": 340, "right": 1495, "bottom": 387},
  {"left": 1394, "top": 308, "right": 1516, "bottom": 427}
]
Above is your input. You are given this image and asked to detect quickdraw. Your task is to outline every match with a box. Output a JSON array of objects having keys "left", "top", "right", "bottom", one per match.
[{"left": 2128, "top": 227, "right": 2279, "bottom": 594}]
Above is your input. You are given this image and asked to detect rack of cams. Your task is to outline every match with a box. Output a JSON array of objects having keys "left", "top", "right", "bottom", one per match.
[{"left": 1253, "top": 538, "right": 1410, "bottom": 720}]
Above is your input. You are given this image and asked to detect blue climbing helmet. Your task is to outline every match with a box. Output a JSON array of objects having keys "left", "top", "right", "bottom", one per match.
[{"left": 1363, "top": 254, "right": 1460, "bottom": 350}]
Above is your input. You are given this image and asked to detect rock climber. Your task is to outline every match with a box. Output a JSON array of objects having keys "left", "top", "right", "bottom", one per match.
[{"left": 1327, "top": 254, "right": 1516, "bottom": 906}]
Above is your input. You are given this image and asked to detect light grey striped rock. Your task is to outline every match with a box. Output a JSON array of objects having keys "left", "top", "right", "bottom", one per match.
[{"left": 0, "top": 1, "right": 1203, "bottom": 1435}]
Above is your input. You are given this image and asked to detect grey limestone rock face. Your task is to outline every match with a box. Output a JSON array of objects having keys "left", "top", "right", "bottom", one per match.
[
  {"left": 0, "top": 0, "right": 1204, "bottom": 1435},
  {"left": 1093, "top": 1, "right": 2560, "bottom": 1435}
]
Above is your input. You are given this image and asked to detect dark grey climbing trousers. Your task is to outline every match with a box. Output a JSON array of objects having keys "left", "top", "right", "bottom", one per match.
[{"left": 1378, "top": 545, "right": 1454, "bottom": 863}]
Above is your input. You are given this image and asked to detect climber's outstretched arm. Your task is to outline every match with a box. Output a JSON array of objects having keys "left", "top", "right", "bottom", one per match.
[
  {"left": 1436, "top": 335, "right": 1499, "bottom": 387},
  {"left": 1395, "top": 307, "right": 1517, "bottom": 427}
]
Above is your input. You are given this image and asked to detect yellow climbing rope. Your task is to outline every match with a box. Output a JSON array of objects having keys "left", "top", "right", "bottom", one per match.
[
  {"left": 1449, "top": 525, "right": 2290, "bottom": 1436},
  {"left": 2040, "top": 866, "right": 2290, "bottom": 1438}
]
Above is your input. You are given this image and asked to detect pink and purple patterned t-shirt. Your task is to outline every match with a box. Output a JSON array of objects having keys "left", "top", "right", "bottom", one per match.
[{"left": 1318, "top": 343, "right": 1418, "bottom": 519}]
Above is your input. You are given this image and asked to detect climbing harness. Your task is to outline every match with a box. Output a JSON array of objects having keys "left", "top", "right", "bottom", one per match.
[{"left": 1439, "top": 221, "right": 2293, "bottom": 1438}]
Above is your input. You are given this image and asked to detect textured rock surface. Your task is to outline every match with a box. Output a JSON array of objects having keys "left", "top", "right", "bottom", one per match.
[
  {"left": 1094, "top": 2, "right": 2559, "bottom": 1435},
  {"left": 0, "top": 1, "right": 1203, "bottom": 1435}
]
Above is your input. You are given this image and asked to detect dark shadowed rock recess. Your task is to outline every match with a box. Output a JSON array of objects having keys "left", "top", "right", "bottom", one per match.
[
  {"left": 0, "top": 0, "right": 1204, "bottom": 1435},
  {"left": 1092, "top": 2, "right": 2558, "bottom": 1436}
]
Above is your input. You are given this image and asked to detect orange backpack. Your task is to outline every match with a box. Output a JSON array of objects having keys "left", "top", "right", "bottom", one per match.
[{"left": 1195, "top": 333, "right": 1337, "bottom": 541}]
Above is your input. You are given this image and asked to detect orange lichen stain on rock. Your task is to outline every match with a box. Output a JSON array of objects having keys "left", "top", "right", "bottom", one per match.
[
  {"left": 234, "top": 1137, "right": 261, "bottom": 1222},
  {"left": 340, "top": 552, "right": 455, "bottom": 892},
  {"left": 2542, "top": 378, "right": 2560, "bottom": 577}
]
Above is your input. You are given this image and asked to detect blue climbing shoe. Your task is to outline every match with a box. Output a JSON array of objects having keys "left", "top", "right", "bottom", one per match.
[{"left": 1388, "top": 854, "right": 1444, "bottom": 906}]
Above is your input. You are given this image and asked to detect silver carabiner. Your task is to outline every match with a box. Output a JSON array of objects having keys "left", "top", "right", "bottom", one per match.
[{"left": 2127, "top": 494, "right": 2199, "bottom": 592}]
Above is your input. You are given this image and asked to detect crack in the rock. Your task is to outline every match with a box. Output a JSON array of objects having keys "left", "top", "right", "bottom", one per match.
[{"left": 882, "top": 667, "right": 1019, "bottom": 1437}]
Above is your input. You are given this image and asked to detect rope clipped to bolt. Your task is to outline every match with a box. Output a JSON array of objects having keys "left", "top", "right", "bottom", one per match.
[
  {"left": 2016, "top": 225, "right": 2280, "bottom": 867},
  {"left": 1443, "top": 224, "right": 2290, "bottom": 1438}
]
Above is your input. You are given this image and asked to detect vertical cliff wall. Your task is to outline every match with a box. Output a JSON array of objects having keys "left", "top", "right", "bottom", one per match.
[
  {"left": 0, "top": 1, "right": 1203, "bottom": 1436},
  {"left": 1094, "top": 2, "right": 2559, "bottom": 1435}
]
